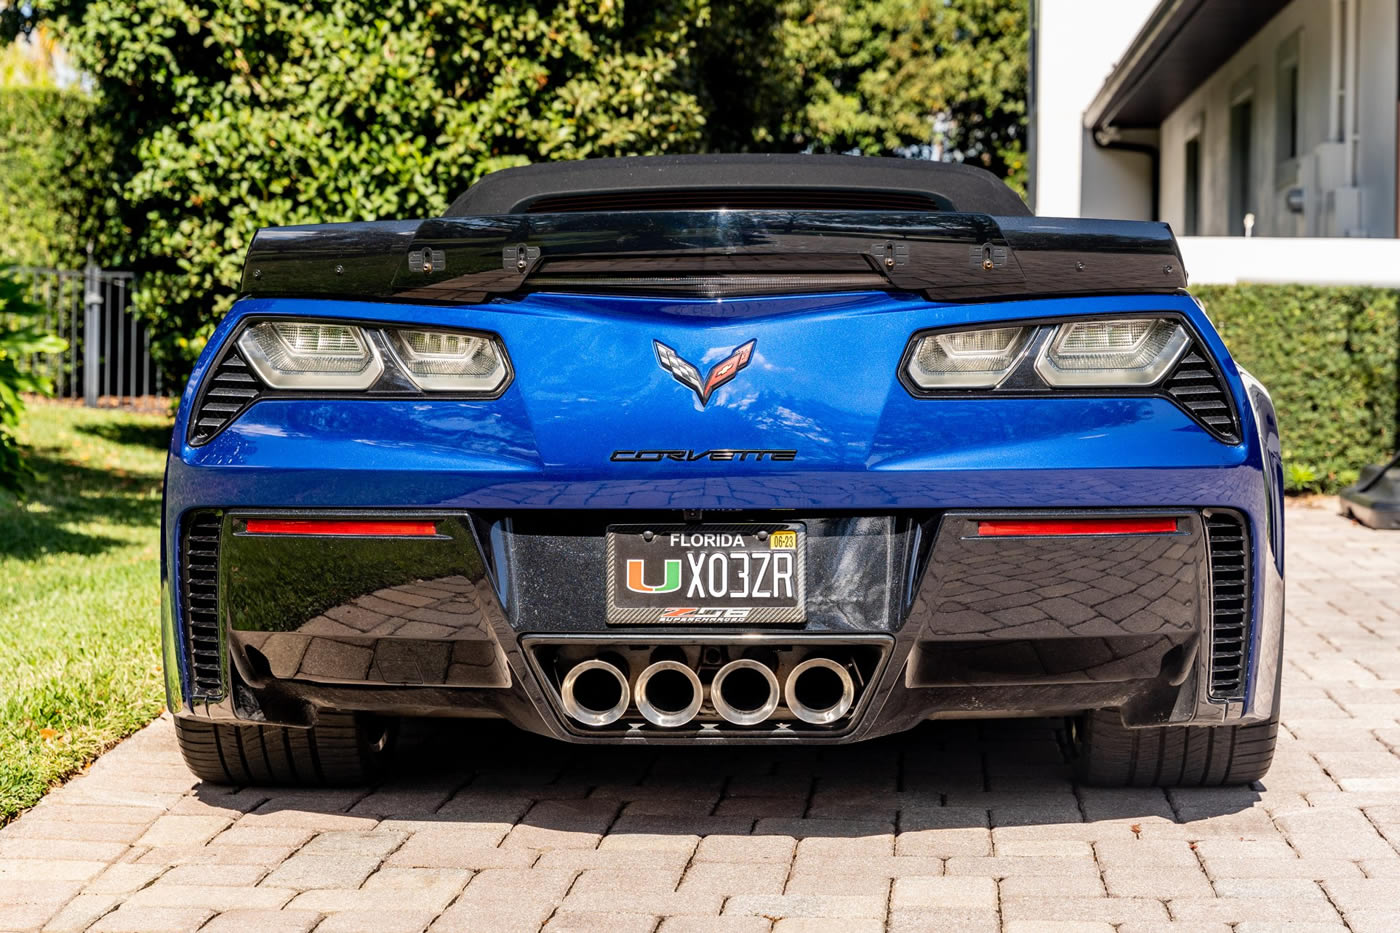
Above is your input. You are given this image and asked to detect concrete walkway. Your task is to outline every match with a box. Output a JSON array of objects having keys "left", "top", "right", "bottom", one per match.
[{"left": 1, "top": 502, "right": 1397, "bottom": 932}]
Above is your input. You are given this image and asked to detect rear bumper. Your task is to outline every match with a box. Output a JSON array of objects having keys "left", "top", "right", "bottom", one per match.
[
  {"left": 162, "top": 502, "right": 1282, "bottom": 744},
  {"left": 160, "top": 290, "right": 1284, "bottom": 742}
]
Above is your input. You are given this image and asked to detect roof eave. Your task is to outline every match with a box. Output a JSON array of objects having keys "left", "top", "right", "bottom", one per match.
[{"left": 1082, "top": 0, "right": 1199, "bottom": 134}]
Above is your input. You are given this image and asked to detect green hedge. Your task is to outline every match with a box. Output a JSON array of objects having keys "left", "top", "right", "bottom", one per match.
[
  {"left": 0, "top": 88, "right": 103, "bottom": 269},
  {"left": 1195, "top": 285, "right": 1399, "bottom": 494}
]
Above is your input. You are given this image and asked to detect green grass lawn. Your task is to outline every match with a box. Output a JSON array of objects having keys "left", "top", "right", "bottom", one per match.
[{"left": 0, "top": 403, "right": 171, "bottom": 823}]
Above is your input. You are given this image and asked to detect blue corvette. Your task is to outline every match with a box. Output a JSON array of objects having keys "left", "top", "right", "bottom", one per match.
[{"left": 162, "top": 155, "right": 1283, "bottom": 787}]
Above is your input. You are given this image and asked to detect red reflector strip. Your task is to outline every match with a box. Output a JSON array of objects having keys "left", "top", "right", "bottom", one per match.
[
  {"left": 977, "top": 518, "right": 1179, "bottom": 537},
  {"left": 244, "top": 519, "right": 438, "bottom": 537}
]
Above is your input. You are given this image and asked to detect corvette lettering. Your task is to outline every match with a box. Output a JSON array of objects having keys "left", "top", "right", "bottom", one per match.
[{"left": 610, "top": 449, "right": 797, "bottom": 462}]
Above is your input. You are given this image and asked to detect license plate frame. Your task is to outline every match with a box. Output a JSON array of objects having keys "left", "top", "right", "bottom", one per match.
[{"left": 605, "top": 523, "right": 807, "bottom": 625}]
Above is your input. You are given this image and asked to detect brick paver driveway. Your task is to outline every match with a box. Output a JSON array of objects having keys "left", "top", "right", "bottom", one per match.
[{"left": 2, "top": 502, "right": 1397, "bottom": 933}]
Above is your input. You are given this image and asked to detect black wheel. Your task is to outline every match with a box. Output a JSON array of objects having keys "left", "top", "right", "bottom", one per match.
[
  {"left": 174, "top": 711, "right": 394, "bottom": 786},
  {"left": 1072, "top": 709, "right": 1278, "bottom": 787}
]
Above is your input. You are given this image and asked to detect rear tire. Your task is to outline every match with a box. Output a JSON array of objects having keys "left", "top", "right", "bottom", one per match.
[
  {"left": 174, "top": 711, "right": 394, "bottom": 786},
  {"left": 1073, "top": 709, "right": 1278, "bottom": 787}
]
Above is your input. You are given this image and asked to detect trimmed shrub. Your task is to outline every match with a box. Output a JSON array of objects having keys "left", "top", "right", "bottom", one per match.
[
  {"left": 1195, "top": 285, "right": 1399, "bottom": 494},
  {"left": 0, "top": 275, "right": 69, "bottom": 496},
  {"left": 0, "top": 88, "right": 105, "bottom": 269}
]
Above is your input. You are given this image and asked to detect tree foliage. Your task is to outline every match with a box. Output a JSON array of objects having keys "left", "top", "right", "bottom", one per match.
[
  {"left": 4, "top": 0, "right": 1028, "bottom": 375},
  {"left": 705, "top": 0, "right": 1027, "bottom": 182}
]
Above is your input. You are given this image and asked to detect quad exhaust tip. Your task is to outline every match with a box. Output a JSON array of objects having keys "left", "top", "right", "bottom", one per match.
[
  {"left": 711, "top": 658, "right": 781, "bottom": 726},
  {"left": 635, "top": 660, "right": 704, "bottom": 727},
  {"left": 559, "top": 651, "right": 858, "bottom": 729},
  {"left": 784, "top": 657, "right": 855, "bottom": 725},
  {"left": 560, "top": 659, "right": 631, "bottom": 727}
]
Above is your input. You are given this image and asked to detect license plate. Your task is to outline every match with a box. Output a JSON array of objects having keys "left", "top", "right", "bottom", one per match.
[{"left": 606, "top": 524, "right": 806, "bottom": 624}]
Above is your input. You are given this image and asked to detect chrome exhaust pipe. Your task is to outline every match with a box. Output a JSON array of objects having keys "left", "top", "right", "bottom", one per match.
[
  {"left": 784, "top": 657, "right": 855, "bottom": 725},
  {"left": 635, "top": 660, "right": 703, "bottom": 727},
  {"left": 560, "top": 658, "right": 630, "bottom": 727},
  {"left": 711, "top": 659, "right": 780, "bottom": 725}
]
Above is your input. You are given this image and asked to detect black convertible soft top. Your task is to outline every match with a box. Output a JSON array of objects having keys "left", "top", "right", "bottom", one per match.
[{"left": 445, "top": 154, "right": 1032, "bottom": 217}]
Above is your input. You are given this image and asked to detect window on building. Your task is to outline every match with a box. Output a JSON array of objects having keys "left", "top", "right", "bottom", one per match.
[
  {"left": 1281, "top": 64, "right": 1299, "bottom": 159},
  {"left": 1229, "top": 96, "right": 1255, "bottom": 236},
  {"left": 1184, "top": 137, "right": 1201, "bottom": 236},
  {"left": 1276, "top": 32, "right": 1301, "bottom": 184}
]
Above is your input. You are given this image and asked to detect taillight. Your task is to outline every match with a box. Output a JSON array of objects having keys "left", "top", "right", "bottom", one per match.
[
  {"left": 386, "top": 328, "right": 510, "bottom": 393},
  {"left": 1034, "top": 318, "right": 1189, "bottom": 387},
  {"left": 238, "top": 321, "right": 383, "bottom": 390},
  {"left": 904, "top": 326, "right": 1030, "bottom": 389}
]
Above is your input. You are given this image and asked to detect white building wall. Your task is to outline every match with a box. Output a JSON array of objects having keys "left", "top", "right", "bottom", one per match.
[
  {"left": 1357, "top": 1, "right": 1398, "bottom": 237},
  {"left": 1080, "top": 130, "right": 1156, "bottom": 221},
  {"left": 1181, "top": 237, "right": 1400, "bottom": 286},
  {"left": 1158, "top": 0, "right": 1397, "bottom": 238},
  {"left": 1031, "top": 0, "right": 1160, "bottom": 217}
]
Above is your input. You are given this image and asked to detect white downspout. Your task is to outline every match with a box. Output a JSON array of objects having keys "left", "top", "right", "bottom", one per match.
[
  {"left": 1346, "top": 0, "right": 1360, "bottom": 186},
  {"left": 1329, "top": 0, "right": 1342, "bottom": 142}
]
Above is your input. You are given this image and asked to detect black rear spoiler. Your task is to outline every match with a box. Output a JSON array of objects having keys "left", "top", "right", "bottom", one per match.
[{"left": 239, "top": 211, "right": 1187, "bottom": 305}]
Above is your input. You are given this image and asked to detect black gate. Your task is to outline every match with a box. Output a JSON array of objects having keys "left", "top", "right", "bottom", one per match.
[{"left": 5, "top": 263, "right": 164, "bottom": 409}]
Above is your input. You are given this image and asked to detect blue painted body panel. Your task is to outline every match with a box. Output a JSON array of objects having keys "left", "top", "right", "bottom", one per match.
[{"left": 168, "top": 291, "right": 1259, "bottom": 512}]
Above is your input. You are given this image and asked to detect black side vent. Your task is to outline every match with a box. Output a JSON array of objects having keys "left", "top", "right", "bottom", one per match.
[
  {"left": 1205, "top": 511, "right": 1251, "bottom": 699},
  {"left": 181, "top": 511, "right": 225, "bottom": 699},
  {"left": 188, "top": 347, "right": 262, "bottom": 446},
  {"left": 1164, "top": 345, "right": 1240, "bottom": 444}
]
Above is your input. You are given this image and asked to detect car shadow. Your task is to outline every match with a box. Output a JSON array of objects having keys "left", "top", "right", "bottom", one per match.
[{"left": 195, "top": 717, "right": 1262, "bottom": 842}]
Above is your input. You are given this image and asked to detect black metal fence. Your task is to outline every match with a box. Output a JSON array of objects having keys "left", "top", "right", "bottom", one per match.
[{"left": 4, "top": 263, "right": 164, "bottom": 408}]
